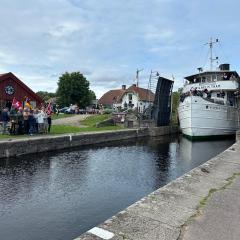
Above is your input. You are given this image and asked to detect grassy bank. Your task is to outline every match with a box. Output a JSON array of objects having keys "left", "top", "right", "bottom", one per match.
[
  {"left": 0, "top": 114, "right": 122, "bottom": 139},
  {"left": 0, "top": 125, "right": 123, "bottom": 140},
  {"left": 50, "top": 124, "right": 122, "bottom": 134},
  {"left": 51, "top": 114, "right": 121, "bottom": 134},
  {"left": 80, "top": 114, "right": 110, "bottom": 127},
  {"left": 51, "top": 113, "right": 74, "bottom": 120}
]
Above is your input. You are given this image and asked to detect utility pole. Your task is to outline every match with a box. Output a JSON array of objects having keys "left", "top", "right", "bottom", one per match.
[{"left": 136, "top": 68, "right": 143, "bottom": 87}]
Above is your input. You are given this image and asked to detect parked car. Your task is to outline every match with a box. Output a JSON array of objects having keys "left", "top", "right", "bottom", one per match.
[
  {"left": 59, "top": 107, "right": 69, "bottom": 113},
  {"left": 79, "top": 109, "right": 86, "bottom": 114},
  {"left": 65, "top": 107, "right": 75, "bottom": 114}
]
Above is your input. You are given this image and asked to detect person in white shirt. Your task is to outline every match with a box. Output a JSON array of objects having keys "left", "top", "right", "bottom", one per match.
[{"left": 37, "top": 108, "right": 46, "bottom": 133}]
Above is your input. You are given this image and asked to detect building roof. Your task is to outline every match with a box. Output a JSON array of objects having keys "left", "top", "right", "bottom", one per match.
[
  {"left": 0, "top": 72, "right": 43, "bottom": 103},
  {"left": 0, "top": 73, "right": 8, "bottom": 77},
  {"left": 124, "top": 85, "right": 155, "bottom": 102},
  {"left": 98, "top": 85, "right": 155, "bottom": 106},
  {"left": 98, "top": 89, "right": 126, "bottom": 105}
]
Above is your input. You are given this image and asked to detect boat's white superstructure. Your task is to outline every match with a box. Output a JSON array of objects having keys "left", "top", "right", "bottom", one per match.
[{"left": 178, "top": 39, "right": 240, "bottom": 139}]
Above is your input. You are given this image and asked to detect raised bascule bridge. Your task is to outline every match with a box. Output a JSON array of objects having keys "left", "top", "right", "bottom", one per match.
[{"left": 140, "top": 73, "right": 174, "bottom": 127}]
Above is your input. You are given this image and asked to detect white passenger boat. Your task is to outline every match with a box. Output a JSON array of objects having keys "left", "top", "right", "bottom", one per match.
[{"left": 178, "top": 39, "right": 240, "bottom": 139}]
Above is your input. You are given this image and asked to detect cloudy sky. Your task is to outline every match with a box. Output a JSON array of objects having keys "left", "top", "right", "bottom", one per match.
[{"left": 0, "top": 0, "right": 240, "bottom": 98}]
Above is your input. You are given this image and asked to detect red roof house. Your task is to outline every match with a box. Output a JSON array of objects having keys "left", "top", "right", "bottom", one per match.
[{"left": 98, "top": 85, "right": 127, "bottom": 107}]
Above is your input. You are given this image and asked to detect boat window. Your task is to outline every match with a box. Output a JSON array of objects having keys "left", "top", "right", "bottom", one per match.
[
  {"left": 206, "top": 76, "right": 211, "bottom": 82},
  {"left": 230, "top": 74, "right": 236, "bottom": 80}
]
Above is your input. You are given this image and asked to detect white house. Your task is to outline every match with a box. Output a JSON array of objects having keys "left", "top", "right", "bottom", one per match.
[
  {"left": 98, "top": 84, "right": 155, "bottom": 113},
  {"left": 120, "top": 84, "right": 155, "bottom": 113}
]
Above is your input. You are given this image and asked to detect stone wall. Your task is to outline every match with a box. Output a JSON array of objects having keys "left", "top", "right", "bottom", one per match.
[{"left": 0, "top": 126, "right": 179, "bottom": 159}]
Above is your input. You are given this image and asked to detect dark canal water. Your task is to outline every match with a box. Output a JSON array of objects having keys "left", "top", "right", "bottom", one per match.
[{"left": 0, "top": 135, "right": 234, "bottom": 240}]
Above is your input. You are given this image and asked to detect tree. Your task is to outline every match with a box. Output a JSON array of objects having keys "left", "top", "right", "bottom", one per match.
[
  {"left": 56, "top": 72, "right": 95, "bottom": 108},
  {"left": 171, "top": 91, "right": 180, "bottom": 125},
  {"left": 36, "top": 91, "right": 56, "bottom": 101},
  {"left": 89, "top": 90, "right": 96, "bottom": 101}
]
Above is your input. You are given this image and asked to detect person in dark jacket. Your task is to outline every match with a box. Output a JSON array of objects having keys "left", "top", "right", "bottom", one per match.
[
  {"left": 28, "top": 110, "right": 35, "bottom": 135},
  {"left": 9, "top": 107, "right": 17, "bottom": 135},
  {"left": 47, "top": 114, "right": 52, "bottom": 133},
  {"left": 17, "top": 107, "right": 24, "bottom": 135},
  {"left": 23, "top": 108, "right": 29, "bottom": 134},
  {"left": 1, "top": 108, "right": 9, "bottom": 134}
]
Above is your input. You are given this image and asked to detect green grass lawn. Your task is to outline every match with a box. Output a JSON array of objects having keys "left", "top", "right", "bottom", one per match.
[
  {"left": 50, "top": 124, "right": 122, "bottom": 134},
  {"left": 51, "top": 114, "right": 122, "bottom": 134},
  {"left": 0, "top": 114, "right": 123, "bottom": 140},
  {"left": 0, "top": 125, "right": 123, "bottom": 140},
  {"left": 51, "top": 113, "right": 74, "bottom": 120},
  {"left": 80, "top": 114, "right": 110, "bottom": 127}
]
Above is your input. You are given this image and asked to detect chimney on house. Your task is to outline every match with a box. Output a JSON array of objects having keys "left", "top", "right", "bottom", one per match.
[
  {"left": 122, "top": 85, "right": 126, "bottom": 90},
  {"left": 132, "top": 84, "right": 137, "bottom": 87}
]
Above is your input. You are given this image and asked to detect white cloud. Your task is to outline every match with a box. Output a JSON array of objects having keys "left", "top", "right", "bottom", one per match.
[
  {"left": 0, "top": 0, "right": 239, "bottom": 99},
  {"left": 144, "top": 29, "right": 175, "bottom": 41},
  {"left": 0, "top": 51, "right": 19, "bottom": 65},
  {"left": 47, "top": 21, "right": 88, "bottom": 38}
]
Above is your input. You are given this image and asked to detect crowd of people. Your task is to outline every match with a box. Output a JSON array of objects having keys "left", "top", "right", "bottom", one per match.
[
  {"left": 1, "top": 106, "right": 52, "bottom": 135},
  {"left": 180, "top": 88, "right": 212, "bottom": 102}
]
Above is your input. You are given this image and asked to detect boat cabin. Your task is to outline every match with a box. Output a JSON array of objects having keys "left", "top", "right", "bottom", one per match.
[
  {"left": 182, "top": 64, "right": 240, "bottom": 107},
  {"left": 185, "top": 64, "right": 239, "bottom": 83}
]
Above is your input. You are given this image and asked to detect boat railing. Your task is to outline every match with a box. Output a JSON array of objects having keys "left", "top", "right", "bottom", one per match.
[
  {"left": 186, "top": 75, "right": 239, "bottom": 84},
  {"left": 180, "top": 90, "right": 226, "bottom": 105},
  {"left": 180, "top": 92, "right": 238, "bottom": 107}
]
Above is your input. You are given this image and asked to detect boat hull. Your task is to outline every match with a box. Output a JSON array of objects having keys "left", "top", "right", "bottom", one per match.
[{"left": 178, "top": 96, "right": 240, "bottom": 139}]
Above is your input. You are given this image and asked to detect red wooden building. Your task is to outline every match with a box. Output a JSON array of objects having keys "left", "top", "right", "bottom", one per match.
[{"left": 0, "top": 72, "right": 43, "bottom": 109}]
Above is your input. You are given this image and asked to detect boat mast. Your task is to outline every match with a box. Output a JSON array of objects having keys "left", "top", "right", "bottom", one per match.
[{"left": 205, "top": 37, "right": 219, "bottom": 70}]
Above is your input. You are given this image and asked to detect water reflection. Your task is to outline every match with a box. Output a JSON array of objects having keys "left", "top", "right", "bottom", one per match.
[{"left": 0, "top": 135, "right": 234, "bottom": 240}]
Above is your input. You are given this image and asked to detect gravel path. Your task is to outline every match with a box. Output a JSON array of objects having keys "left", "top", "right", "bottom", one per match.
[{"left": 52, "top": 114, "right": 90, "bottom": 126}]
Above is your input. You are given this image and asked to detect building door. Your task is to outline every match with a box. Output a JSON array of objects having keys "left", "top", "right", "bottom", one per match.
[
  {"left": 0, "top": 100, "right": 5, "bottom": 110},
  {"left": 6, "top": 100, "right": 12, "bottom": 109}
]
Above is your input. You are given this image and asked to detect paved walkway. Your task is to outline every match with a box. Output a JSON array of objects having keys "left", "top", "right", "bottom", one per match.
[
  {"left": 75, "top": 142, "right": 240, "bottom": 240},
  {"left": 181, "top": 175, "right": 240, "bottom": 240},
  {"left": 52, "top": 114, "right": 90, "bottom": 126}
]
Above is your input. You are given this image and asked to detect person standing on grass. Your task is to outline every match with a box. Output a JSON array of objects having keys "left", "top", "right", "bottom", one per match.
[
  {"left": 33, "top": 108, "right": 39, "bottom": 133},
  {"left": 9, "top": 107, "right": 17, "bottom": 135},
  {"left": 17, "top": 107, "right": 24, "bottom": 135},
  {"left": 42, "top": 107, "right": 48, "bottom": 134},
  {"left": 28, "top": 110, "right": 35, "bottom": 135},
  {"left": 47, "top": 113, "right": 52, "bottom": 133},
  {"left": 1, "top": 108, "right": 9, "bottom": 134},
  {"left": 45, "top": 102, "right": 53, "bottom": 133},
  {"left": 23, "top": 108, "right": 30, "bottom": 134},
  {"left": 37, "top": 108, "right": 45, "bottom": 133}
]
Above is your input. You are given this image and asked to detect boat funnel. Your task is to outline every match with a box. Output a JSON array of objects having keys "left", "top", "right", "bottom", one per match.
[{"left": 219, "top": 63, "right": 230, "bottom": 71}]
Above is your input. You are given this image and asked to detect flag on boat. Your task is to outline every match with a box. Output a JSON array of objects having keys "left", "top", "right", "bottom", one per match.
[{"left": 12, "top": 97, "right": 22, "bottom": 109}]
